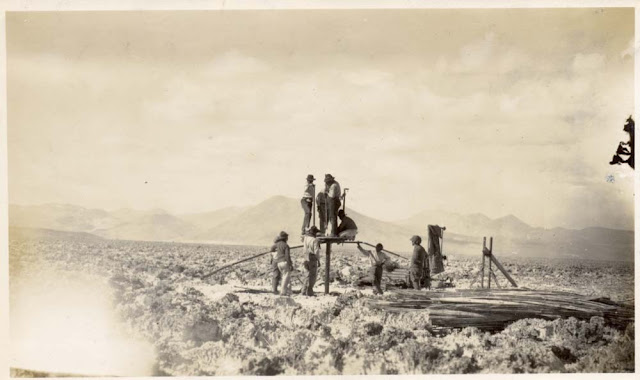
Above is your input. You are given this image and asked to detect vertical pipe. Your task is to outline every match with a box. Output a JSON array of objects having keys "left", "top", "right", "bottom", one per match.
[
  {"left": 325, "top": 242, "right": 331, "bottom": 294},
  {"left": 343, "top": 190, "right": 347, "bottom": 213},
  {"left": 312, "top": 185, "right": 316, "bottom": 227},
  {"left": 311, "top": 185, "right": 316, "bottom": 226}
]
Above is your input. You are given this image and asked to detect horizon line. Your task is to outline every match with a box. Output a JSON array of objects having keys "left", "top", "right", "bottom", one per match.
[{"left": 7, "top": 197, "right": 634, "bottom": 233}]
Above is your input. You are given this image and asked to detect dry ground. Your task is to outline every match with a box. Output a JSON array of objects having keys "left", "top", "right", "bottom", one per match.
[{"left": 8, "top": 236, "right": 635, "bottom": 375}]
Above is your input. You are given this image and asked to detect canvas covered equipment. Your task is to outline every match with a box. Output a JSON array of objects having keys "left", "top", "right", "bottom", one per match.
[{"left": 427, "top": 225, "right": 445, "bottom": 276}]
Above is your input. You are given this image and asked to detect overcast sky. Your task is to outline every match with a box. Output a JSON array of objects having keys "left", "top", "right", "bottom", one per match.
[{"left": 7, "top": 9, "right": 635, "bottom": 230}]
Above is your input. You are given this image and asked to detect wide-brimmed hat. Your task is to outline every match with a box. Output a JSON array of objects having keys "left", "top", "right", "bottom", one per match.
[
  {"left": 306, "top": 174, "right": 315, "bottom": 181},
  {"left": 307, "top": 226, "right": 319, "bottom": 236},
  {"left": 324, "top": 174, "right": 334, "bottom": 181},
  {"left": 410, "top": 235, "right": 422, "bottom": 244},
  {"left": 279, "top": 231, "right": 289, "bottom": 238}
]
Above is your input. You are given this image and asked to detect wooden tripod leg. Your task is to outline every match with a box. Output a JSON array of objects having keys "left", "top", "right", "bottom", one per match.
[
  {"left": 489, "top": 254, "right": 518, "bottom": 287},
  {"left": 487, "top": 237, "right": 493, "bottom": 289},
  {"left": 490, "top": 270, "right": 501, "bottom": 289}
]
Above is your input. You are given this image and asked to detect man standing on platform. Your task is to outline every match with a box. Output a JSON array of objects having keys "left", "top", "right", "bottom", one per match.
[
  {"left": 324, "top": 174, "right": 341, "bottom": 237},
  {"left": 408, "top": 235, "right": 429, "bottom": 290},
  {"left": 316, "top": 191, "right": 327, "bottom": 234},
  {"left": 301, "top": 174, "right": 315, "bottom": 235},
  {"left": 301, "top": 226, "right": 321, "bottom": 296},
  {"left": 357, "top": 242, "right": 388, "bottom": 295}
]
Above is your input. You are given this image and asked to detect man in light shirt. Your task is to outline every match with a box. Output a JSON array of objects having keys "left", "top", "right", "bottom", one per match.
[
  {"left": 324, "top": 174, "right": 341, "bottom": 237},
  {"left": 357, "top": 242, "right": 388, "bottom": 295},
  {"left": 300, "top": 174, "right": 315, "bottom": 235},
  {"left": 301, "top": 226, "right": 321, "bottom": 296}
]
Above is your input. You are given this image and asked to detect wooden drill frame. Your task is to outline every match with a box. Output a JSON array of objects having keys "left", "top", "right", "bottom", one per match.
[{"left": 470, "top": 237, "right": 518, "bottom": 289}]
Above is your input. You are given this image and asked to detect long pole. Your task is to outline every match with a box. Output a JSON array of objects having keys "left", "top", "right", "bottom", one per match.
[
  {"left": 201, "top": 245, "right": 303, "bottom": 279},
  {"left": 342, "top": 188, "right": 349, "bottom": 213},
  {"left": 312, "top": 184, "right": 316, "bottom": 227},
  {"left": 357, "top": 241, "right": 409, "bottom": 260}
]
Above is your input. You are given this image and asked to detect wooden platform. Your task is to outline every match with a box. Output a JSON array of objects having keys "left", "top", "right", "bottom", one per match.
[{"left": 365, "top": 288, "right": 634, "bottom": 332}]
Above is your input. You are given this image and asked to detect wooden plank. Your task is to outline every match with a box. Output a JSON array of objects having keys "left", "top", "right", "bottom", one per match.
[{"left": 364, "top": 288, "right": 634, "bottom": 332}]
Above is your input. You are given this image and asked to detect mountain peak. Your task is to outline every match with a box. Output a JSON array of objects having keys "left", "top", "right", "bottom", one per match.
[{"left": 495, "top": 214, "right": 530, "bottom": 227}]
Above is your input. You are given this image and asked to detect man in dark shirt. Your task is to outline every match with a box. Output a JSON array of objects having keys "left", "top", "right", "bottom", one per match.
[
  {"left": 408, "top": 235, "right": 429, "bottom": 290},
  {"left": 270, "top": 231, "right": 293, "bottom": 295},
  {"left": 337, "top": 209, "right": 358, "bottom": 240}
]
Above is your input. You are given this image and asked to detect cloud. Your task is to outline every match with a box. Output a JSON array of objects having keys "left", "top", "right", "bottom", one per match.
[
  {"left": 202, "top": 50, "right": 270, "bottom": 78},
  {"left": 343, "top": 69, "right": 393, "bottom": 87},
  {"left": 452, "top": 32, "right": 496, "bottom": 72},
  {"left": 572, "top": 53, "right": 606, "bottom": 72},
  {"left": 620, "top": 37, "right": 635, "bottom": 59}
]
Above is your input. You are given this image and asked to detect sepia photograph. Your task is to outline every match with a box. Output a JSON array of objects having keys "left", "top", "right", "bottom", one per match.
[{"left": 2, "top": 2, "right": 637, "bottom": 377}]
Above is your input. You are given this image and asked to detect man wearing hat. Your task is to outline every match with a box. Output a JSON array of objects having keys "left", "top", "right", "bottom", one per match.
[
  {"left": 408, "top": 235, "right": 429, "bottom": 290},
  {"left": 301, "top": 175, "right": 316, "bottom": 235},
  {"left": 357, "top": 242, "right": 388, "bottom": 295},
  {"left": 324, "top": 174, "right": 341, "bottom": 237},
  {"left": 301, "top": 226, "right": 322, "bottom": 296},
  {"left": 270, "top": 231, "right": 293, "bottom": 296}
]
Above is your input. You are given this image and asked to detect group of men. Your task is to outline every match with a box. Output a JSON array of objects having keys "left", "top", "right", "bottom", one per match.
[
  {"left": 269, "top": 226, "right": 322, "bottom": 296},
  {"left": 270, "top": 228, "right": 433, "bottom": 297},
  {"left": 301, "top": 174, "right": 357, "bottom": 238},
  {"left": 262, "top": 173, "right": 435, "bottom": 296}
]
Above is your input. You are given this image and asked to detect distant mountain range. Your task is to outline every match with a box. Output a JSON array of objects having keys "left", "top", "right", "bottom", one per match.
[{"left": 8, "top": 197, "right": 634, "bottom": 261}]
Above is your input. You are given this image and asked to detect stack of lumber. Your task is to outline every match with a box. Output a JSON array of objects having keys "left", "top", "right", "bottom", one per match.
[
  {"left": 384, "top": 267, "right": 409, "bottom": 283},
  {"left": 359, "top": 268, "right": 450, "bottom": 287},
  {"left": 365, "top": 288, "right": 634, "bottom": 332}
]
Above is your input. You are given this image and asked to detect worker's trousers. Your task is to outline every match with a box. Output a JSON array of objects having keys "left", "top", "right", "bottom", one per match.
[
  {"left": 277, "top": 261, "right": 292, "bottom": 296},
  {"left": 338, "top": 229, "right": 358, "bottom": 240},
  {"left": 300, "top": 198, "right": 312, "bottom": 234},
  {"left": 317, "top": 204, "right": 327, "bottom": 234},
  {"left": 302, "top": 257, "right": 318, "bottom": 296},
  {"left": 408, "top": 266, "right": 423, "bottom": 290},
  {"left": 370, "top": 265, "right": 384, "bottom": 294},
  {"left": 326, "top": 197, "right": 340, "bottom": 236},
  {"left": 271, "top": 261, "right": 282, "bottom": 294}
]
